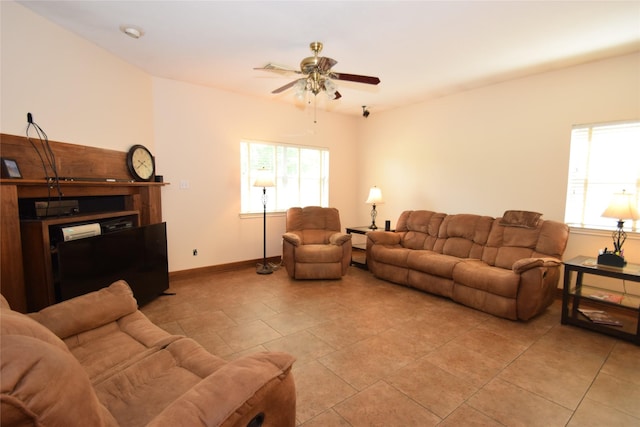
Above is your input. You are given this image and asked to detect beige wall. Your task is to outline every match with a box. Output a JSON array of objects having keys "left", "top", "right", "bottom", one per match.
[
  {"left": 151, "top": 77, "right": 360, "bottom": 270},
  {"left": 1, "top": 2, "right": 360, "bottom": 272},
  {"left": 0, "top": 1, "right": 153, "bottom": 151},
  {"left": 2, "top": 1, "right": 639, "bottom": 273},
  {"left": 358, "top": 52, "right": 640, "bottom": 263}
]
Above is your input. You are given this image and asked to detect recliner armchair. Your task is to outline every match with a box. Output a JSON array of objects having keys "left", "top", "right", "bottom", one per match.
[{"left": 282, "top": 207, "right": 352, "bottom": 279}]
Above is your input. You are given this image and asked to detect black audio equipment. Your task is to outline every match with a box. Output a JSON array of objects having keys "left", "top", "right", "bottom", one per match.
[{"left": 33, "top": 200, "right": 79, "bottom": 218}]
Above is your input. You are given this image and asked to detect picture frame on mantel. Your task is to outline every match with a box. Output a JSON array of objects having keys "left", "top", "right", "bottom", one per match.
[{"left": 1, "top": 158, "right": 22, "bottom": 179}]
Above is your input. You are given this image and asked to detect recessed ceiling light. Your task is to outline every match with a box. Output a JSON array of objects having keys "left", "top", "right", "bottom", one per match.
[{"left": 120, "top": 25, "right": 144, "bottom": 39}]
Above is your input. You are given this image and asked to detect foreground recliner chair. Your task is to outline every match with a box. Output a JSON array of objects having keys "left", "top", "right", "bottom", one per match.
[
  {"left": 282, "top": 206, "right": 352, "bottom": 279},
  {"left": 1, "top": 280, "right": 296, "bottom": 427}
]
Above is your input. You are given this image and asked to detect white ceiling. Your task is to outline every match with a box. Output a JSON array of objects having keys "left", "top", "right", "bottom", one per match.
[{"left": 17, "top": 1, "right": 640, "bottom": 117}]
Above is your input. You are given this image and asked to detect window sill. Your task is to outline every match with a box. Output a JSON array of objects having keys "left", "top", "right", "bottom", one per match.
[
  {"left": 239, "top": 211, "right": 286, "bottom": 219},
  {"left": 569, "top": 226, "right": 639, "bottom": 241}
]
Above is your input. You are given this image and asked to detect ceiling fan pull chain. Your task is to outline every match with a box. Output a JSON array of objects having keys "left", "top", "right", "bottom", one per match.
[{"left": 314, "top": 96, "right": 317, "bottom": 124}]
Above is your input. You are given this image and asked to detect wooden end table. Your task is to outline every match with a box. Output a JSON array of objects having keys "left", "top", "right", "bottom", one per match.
[
  {"left": 345, "top": 226, "right": 375, "bottom": 269},
  {"left": 561, "top": 255, "right": 640, "bottom": 345}
]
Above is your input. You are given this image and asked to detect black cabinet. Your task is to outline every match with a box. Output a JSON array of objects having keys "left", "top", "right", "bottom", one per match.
[{"left": 21, "top": 210, "right": 169, "bottom": 310}]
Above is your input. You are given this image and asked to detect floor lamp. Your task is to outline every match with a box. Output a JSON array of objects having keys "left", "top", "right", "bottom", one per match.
[{"left": 254, "top": 171, "right": 275, "bottom": 274}]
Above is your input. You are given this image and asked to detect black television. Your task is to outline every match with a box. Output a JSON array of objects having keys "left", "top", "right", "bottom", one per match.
[{"left": 55, "top": 222, "right": 169, "bottom": 306}]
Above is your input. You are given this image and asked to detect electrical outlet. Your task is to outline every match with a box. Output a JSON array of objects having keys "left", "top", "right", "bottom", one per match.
[{"left": 192, "top": 249, "right": 198, "bottom": 256}]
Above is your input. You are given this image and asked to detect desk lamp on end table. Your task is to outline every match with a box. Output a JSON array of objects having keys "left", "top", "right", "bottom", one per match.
[{"left": 599, "top": 190, "right": 639, "bottom": 267}]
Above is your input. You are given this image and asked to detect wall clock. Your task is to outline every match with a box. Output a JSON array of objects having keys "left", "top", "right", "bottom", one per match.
[{"left": 126, "top": 145, "right": 155, "bottom": 181}]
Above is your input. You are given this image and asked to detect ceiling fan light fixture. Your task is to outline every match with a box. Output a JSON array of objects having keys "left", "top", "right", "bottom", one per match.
[
  {"left": 324, "top": 79, "right": 337, "bottom": 99},
  {"left": 255, "top": 41, "right": 380, "bottom": 105},
  {"left": 294, "top": 79, "right": 307, "bottom": 101}
]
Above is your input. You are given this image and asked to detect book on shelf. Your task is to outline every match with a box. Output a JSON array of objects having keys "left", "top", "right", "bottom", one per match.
[
  {"left": 588, "top": 291, "right": 623, "bottom": 304},
  {"left": 578, "top": 308, "right": 623, "bottom": 326}
]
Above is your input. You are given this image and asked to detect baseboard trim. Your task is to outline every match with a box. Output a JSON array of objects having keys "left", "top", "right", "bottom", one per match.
[{"left": 169, "top": 256, "right": 282, "bottom": 280}]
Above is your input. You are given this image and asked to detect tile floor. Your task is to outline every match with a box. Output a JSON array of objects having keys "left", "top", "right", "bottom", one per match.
[{"left": 140, "top": 265, "right": 640, "bottom": 426}]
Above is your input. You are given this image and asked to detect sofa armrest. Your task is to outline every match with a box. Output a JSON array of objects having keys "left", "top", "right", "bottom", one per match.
[
  {"left": 512, "top": 257, "right": 562, "bottom": 274},
  {"left": 367, "top": 230, "right": 401, "bottom": 246},
  {"left": 147, "top": 352, "right": 296, "bottom": 427},
  {"left": 28, "top": 280, "right": 138, "bottom": 340},
  {"left": 282, "top": 232, "right": 301, "bottom": 247},
  {"left": 329, "top": 232, "right": 352, "bottom": 246}
]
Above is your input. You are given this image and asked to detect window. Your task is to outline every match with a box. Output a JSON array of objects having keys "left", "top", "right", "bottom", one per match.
[
  {"left": 564, "top": 121, "right": 640, "bottom": 232},
  {"left": 240, "top": 140, "right": 329, "bottom": 214}
]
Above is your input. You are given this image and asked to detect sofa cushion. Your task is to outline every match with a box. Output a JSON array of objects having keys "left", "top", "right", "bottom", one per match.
[
  {"left": 1, "top": 306, "right": 69, "bottom": 353},
  {"left": 287, "top": 206, "right": 341, "bottom": 235},
  {"left": 369, "top": 245, "right": 412, "bottom": 267},
  {"left": 483, "top": 218, "right": 569, "bottom": 269},
  {"left": 29, "top": 280, "right": 138, "bottom": 339},
  {"left": 63, "top": 310, "right": 182, "bottom": 383},
  {"left": 536, "top": 220, "right": 570, "bottom": 258},
  {"left": 407, "top": 251, "right": 461, "bottom": 279},
  {"left": 294, "top": 244, "right": 344, "bottom": 263},
  {"left": 453, "top": 259, "right": 520, "bottom": 298},
  {"left": 94, "top": 338, "right": 227, "bottom": 427},
  {"left": 301, "top": 229, "right": 335, "bottom": 244},
  {"left": 435, "top": 214, "right": 493, "bottom": 259},
  {"left": 1, "top": 335, "right": 118, "bottom": 427},
  {"left": 397, "top": 210, "right": 445, "bottom": 250}
]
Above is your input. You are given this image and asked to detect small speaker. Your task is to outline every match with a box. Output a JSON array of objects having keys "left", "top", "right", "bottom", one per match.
[{"left": 385, "top": 220, "right": 391, "bottom": 231}]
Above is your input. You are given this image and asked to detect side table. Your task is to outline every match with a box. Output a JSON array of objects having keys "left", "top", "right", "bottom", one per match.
[
  {"left": 561, "top": 255, "right": 640, "bottom": 345},
  {"left": 345, "top": 226, "right": 374, "bottom": 269}
]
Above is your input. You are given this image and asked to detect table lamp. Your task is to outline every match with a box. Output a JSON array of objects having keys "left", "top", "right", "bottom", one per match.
[
  {"left": 598, "top": 190, "right": 639, "bottom": 267},
  {"left": 365, "top": 186, "right": 384, "bottom": 229},
  {"left": 253, "top": 169, "right": 275, "bottom": 274}
]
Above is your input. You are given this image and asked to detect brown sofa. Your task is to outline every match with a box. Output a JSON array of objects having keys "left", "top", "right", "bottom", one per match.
[
  {"left": 282, "top": 207, "right": 352, "bottom": 279},
  {"left": 367, "top": 210, "right": 569, "bottom": 320},
  {"left": 1, "top": 281, "right": 296, "bottom": 427}
]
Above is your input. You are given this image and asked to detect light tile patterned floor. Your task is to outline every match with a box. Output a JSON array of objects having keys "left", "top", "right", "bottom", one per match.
[{"left": 141, "top": 265, "right": 640, "bottom": 426}]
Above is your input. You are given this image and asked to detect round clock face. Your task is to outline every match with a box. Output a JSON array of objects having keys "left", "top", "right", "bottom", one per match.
[{"left": 127, "top": 145, "right": 155, "bottom": 181}]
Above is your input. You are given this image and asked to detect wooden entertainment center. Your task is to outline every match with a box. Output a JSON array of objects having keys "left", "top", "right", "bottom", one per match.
[{"left": 0, "top": 133, "right": 167, "bottom": 313}]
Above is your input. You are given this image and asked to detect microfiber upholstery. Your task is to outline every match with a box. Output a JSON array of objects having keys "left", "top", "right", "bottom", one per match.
[
  {"left": 283, "top": 206, "right": 352, "bottom": 279},
  {"left": 1, "top": 281, "right": 297, "bottom": 427},
  {"left": 367, "top": 210, "right": 569, "bottom": 320}
]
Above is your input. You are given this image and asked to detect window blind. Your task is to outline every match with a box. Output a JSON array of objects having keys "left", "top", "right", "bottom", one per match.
[{"left": 564, "top": 121, "right": 640, "bottom": 232}]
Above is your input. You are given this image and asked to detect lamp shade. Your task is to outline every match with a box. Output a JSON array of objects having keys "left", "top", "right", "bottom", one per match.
[
  {"left": 365, "top": 186, "right": 384, "bottom": 204},
  {"left": 601, "top": 191, "right": 639, "bottom": 220},
  {"left": 253, "top": 169, "right": 275, "bottom": 188}
]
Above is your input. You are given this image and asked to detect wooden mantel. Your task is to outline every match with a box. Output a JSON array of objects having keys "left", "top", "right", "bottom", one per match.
[{"left": 0, "top": 133, "right": 167, "bottom": 312}]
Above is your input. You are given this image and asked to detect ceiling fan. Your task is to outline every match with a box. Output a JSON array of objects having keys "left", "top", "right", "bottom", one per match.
[{"left": 254, "top": 42, "right": 381, "bottom": 101}]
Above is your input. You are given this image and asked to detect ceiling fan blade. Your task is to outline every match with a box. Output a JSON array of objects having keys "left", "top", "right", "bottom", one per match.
[
  {"left": 317, "top": 57, "right": 338, "bottom": 72},
  {"left": 272, "top": 78, "right": 304, "bottom": 94},
  {"left": 331, "top": 72, "right": 381, "bottom": 85},
  {"left": 254, "top": 63, "right": 301, "bottom": 75}
]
